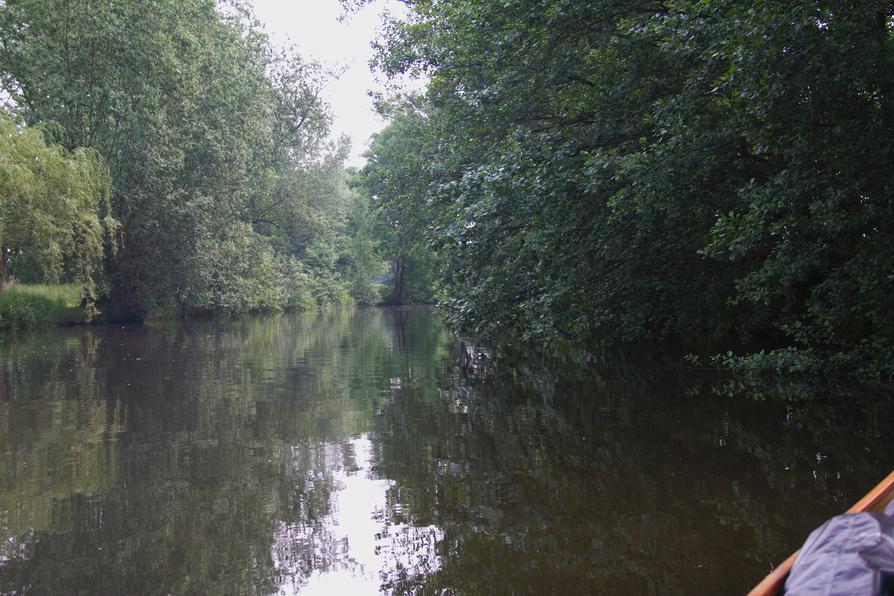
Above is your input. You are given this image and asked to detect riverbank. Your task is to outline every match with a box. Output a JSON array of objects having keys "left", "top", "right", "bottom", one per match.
[
  {"left": 0, "top": 284, "right": 85, "bottom": 330},
  {"left": 0, "top": 283, "right": 388, "bottom": 331}
]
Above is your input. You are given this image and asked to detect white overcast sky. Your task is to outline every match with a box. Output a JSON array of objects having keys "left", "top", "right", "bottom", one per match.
[{"left": 250, "top": 0, "right": 408, "bottom": 168}]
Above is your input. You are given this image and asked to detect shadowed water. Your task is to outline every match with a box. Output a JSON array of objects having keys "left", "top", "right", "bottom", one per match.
[{"left": 0, "top": 308, "right": 892, "bottom": 595}]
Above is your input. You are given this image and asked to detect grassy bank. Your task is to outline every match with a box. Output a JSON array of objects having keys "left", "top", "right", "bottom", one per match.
[{"left": 0, "top": 284, "right": 83, "bottom": 330}]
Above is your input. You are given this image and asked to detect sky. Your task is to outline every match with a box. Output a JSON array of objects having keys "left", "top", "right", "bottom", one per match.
[{"left": 250, "top": 0, "right": 409, "bottom": 168}]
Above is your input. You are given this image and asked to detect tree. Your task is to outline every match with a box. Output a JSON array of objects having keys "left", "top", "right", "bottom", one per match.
[
  {"left": 0, "top": 0, "right": 376, "bottom": 318},
  {"left": 361, "top": 109, "right": 440, "bottom": 304},
  {"left": 354, "top": 0, "right": 894, "bottom": 377},
  {"left": 0, "top": 113, "right": 113, "bottom": 312}
]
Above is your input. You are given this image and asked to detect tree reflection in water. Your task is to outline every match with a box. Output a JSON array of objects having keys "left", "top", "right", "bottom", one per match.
[
  {"left": 271, "top": 435, "right": 441, "bottom": 595},
  {"left": 0, "top": 308, "right": 892, "bottom": 594}
]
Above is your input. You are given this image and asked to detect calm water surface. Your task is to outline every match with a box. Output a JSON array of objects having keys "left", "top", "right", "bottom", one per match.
[{"left": 0, "top": 308, "right": 892, "bottom": 595}]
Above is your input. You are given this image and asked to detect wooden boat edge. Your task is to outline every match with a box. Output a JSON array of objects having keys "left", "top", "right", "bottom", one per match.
[{"left": 747, "top": 469, "right": 894, "bottom": 596}]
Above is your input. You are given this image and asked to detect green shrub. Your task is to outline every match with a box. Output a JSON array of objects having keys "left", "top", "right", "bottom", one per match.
[{"left": 0, "top": 284, "right": 82, "bottom": 330}]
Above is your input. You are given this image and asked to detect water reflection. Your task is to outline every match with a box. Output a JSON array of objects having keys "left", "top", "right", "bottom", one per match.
[
  {"left": 274, "top": 434, "right": 441, "bottom": 596},
  {"left": 0, "top": 308, "right": 892, "bottom": 594}
]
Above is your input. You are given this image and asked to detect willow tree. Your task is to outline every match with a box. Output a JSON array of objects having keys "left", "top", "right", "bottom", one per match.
[{"left": 0, "top": 114, "right": 113, "bottom": 315}]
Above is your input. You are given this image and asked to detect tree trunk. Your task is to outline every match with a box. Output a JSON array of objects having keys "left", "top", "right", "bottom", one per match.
[
  {"left": 387, "top": 256, "right": 408, "bottom": 305},
  {"left": 0, "top": 244, "right": 8, "bottom": 292},
  {"left": 394, "top": 256, "right": 407, "bottom": 304}
]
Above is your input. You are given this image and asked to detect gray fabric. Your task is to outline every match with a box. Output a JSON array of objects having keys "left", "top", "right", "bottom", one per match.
[{"left": 784, "top": 511, "right": 894, "bottom": 595}]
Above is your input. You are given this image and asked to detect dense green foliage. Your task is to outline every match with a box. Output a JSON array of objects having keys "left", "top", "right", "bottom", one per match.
[
  {"left": 0, "top": 283, "right": 81, "bottom": 329},
  {"left": 0, "top": 114, "right": 112, "bottom": 312},
  {"left": 0, "top": 0, "right": 381, "bottom": 319},
  {"left": 358, "top": 0, "right": 894, "bottom": 378},
  {"left": 2, "top": 0, "right": 890, "bottom": 377},
  {"left": 362, "top": 114, "right": 439, "bottom": 304}
]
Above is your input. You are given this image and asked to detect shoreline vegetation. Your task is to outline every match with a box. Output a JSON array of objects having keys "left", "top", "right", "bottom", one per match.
[
  {"left": 1, "top": 1, "right": 892, "bottom": 382},
  {"left": 0, "top": 281, "right": 431, "bottom": 332},
  {"left": 0, "top": 1, "right": 388, "bottom": 329},
  {"left": 0, "top": 283, "right": 84, "bottom": 330},
  {"left": 355, "top": 1, "right": 894, "bottom": 382}
]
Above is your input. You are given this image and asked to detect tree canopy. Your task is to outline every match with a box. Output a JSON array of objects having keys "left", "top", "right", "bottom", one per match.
[
  {"left": 0, "top": 113, "right": 113, "bottom": 311},
  {"left": 0, "top": 0, "right": 382, "bottom": 318},
  {"left": 2, "top": 0, "right": 891, "bottom": 378},
  {"left": 358, "top": 0, "right": 894, "bottom": 378}
]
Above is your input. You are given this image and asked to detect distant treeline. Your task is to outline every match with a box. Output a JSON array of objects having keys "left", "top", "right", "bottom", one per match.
[
  {"left": 357, "top": 1, "right": 894, "bottom": 379},
  {"left": 0, "top": 0, "right": 384, "bottom": 321}
]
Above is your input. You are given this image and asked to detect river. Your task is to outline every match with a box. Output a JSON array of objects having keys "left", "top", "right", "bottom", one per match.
[{"left": 0, "top": 308, "right": 891, "bottom": 594}]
